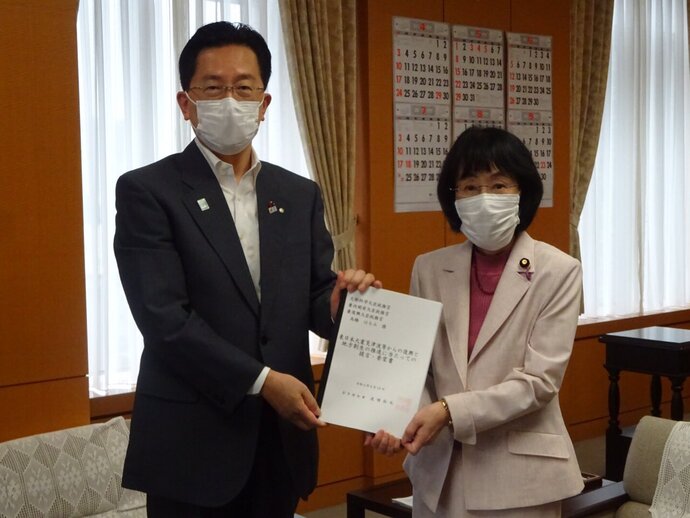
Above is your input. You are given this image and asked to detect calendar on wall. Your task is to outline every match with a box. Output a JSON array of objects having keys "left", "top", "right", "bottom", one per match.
[
  {"left": 392, "top": 19, "right": 555, "bottom": 212},
  {"left": 452, "top": 25, "right": 505, "bottom": 138},
  {"left": 507, "top": 32, "right": 554, "bottom": 207},
  {"left": 393, "top": 17, "right": 451, "bottom": 213}
]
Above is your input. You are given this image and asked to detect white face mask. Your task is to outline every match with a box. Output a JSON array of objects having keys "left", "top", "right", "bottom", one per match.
[
  {"left": 186, "top": 93, "right": 263, "bottom": 155},
  {"left": 454, "top": 193, "right": 520, "bottom": 251}
]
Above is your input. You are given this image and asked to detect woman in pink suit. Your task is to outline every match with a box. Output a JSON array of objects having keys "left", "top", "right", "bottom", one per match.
[{"left": 369, "top": 127, "right": 584, "bottom": 517}]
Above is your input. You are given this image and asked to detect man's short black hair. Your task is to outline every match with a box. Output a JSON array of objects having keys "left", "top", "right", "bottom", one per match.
[
  {"left": 178, "top": 21, "right": 272, "bottom": 91},
  {"left": 437, "top": 126, "right": 544, "bottom": 234}
]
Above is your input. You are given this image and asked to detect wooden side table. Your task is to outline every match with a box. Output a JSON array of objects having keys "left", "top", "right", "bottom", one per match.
[
  {"left": 346, "top": 477, "right": 622, "bottom": 518},
  {"left": 346, "top": 478, "right": 412, "bottom": 518},
  {"left": 599, "top": 326, "right": 690, "bottom": 481}
]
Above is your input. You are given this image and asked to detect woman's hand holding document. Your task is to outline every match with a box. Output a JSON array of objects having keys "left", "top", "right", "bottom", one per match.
[
  {"left": 317, "top": 288, "right": 442, "bottom": 440},
  {"left": 365, "top": 397, "right": 451, "bottom": 456}
]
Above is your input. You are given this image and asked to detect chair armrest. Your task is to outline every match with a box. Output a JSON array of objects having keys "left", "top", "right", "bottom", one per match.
[{"left": 562, "top": 481, "right": 629, "bottom": 518}]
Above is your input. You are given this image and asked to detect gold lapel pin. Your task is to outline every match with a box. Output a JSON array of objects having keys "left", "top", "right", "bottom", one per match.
[{"left": 518, "top": 258, "right": 532, "bottom": 281}]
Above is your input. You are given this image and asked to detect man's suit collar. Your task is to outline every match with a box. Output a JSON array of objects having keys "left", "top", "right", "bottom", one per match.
[
  {"left": 176, "top": 143, "right": 290, "bottom": 324},
  {"left": 256, "top": 166, "right": 287, "bottom": 325},
  {"left": 177, "top": 143, "right": 261, "bottom": 316}
]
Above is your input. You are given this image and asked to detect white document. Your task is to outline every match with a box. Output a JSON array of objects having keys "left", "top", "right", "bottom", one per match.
[
  {"left": 392, "top": 495, "right": 414, "bottom": 509},
  {"left": 319, "top": 288, "right": 442, "bottom": 437}
]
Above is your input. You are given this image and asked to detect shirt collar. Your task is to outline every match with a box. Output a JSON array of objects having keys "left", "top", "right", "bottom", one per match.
[{"left": 194, "top": 137, "right": 262, "bottom": 186}]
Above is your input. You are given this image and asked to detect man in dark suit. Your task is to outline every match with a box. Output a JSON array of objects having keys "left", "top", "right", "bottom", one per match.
[{"left": 114, "top": 21, "right": 380, "bottom": 517}]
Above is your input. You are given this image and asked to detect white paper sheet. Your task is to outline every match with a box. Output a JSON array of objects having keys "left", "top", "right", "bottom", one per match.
[
  {"left": 319, "top": 288, "right": 442, "bottom": 437},
  {"left": 392, "top": 495, "right": 414, "bottom": 509}
]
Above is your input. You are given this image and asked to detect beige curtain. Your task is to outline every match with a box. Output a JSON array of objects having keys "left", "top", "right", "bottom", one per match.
[
  {"left": 570, "top": 0, "right": 614, "bottom": 259},
  {"left": 279, "top": 0, "right": 357, "bottom": 271}
]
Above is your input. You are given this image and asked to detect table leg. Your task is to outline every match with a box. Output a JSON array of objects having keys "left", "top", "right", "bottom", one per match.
[
  {"left": 605, "top": 366, "right": 625, "bottom": 481},
  {"left": 670, "top": 376, "right": 685, "bottom": 421},
  {"left": 346, "top": 494, "right": 365, "bottom": 518},
  {"left": 606, "top": 367, "right": 621, "bottom": 435},
  {"left": 650, "top": 374, "right": 662, "bottom": 417}
]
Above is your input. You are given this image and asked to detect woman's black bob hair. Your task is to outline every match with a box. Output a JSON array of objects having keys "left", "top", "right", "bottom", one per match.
[{"left": 437, "top": 126, "right": 543, "bottom": 234}]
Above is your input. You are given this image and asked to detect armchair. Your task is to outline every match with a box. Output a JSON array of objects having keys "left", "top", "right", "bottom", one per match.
[
  {"left": 0, "top": 416, "right": 146, "bottom": 517},
  {"left": 563, "top": 415, "right": 677, "bottom": 518}
]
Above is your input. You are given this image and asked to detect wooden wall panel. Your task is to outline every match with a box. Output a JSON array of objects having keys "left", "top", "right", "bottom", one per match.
[
  {"left": 444, "top": 1, "right": 512, "bottom": 36},
  {"left": 0, "top": 378, "right": 90, "bottom": 442},
  {"left": 0, "top": 0, "right": 89, "bottom": 437},
  {"left": 316, "top": 424, "right": 365, "bottom": 485},
  {"left": 560, "top": 336, "right": 610, "bottom": 428}
]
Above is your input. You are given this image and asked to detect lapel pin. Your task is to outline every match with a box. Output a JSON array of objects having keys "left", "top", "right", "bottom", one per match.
[
  {"left": 268, "top": 201, "right": 285, "bottom": 214},
  {"left": 197, "top": 198, "right": 210, "bottom": 211},
  {"left": 518, "top": 258, "right": 532, "bottom": 281}
]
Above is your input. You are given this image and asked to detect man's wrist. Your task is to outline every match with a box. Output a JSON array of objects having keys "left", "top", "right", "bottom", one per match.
[{"left": 249, "top": 366, "right": 271, "bottom": 395}]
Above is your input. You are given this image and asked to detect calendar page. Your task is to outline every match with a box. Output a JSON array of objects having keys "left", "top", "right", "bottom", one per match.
[
  {"left": 393, "top": 17, "right": 451, "bottom": 213},
  {"left": 508, "top": 111, "right": 553, "bottom": 206},
  {"left": 391, "top": 22, "right": 557, "bottom": 212},
  {"left": 452, "top": 25, "right": 505, "bottom": 139},
  {"left": 454, "top": 107, "right": 505, "bottom": 136},
  {"left": 507, "top": 32, "right": 554, "bottom": 207}
]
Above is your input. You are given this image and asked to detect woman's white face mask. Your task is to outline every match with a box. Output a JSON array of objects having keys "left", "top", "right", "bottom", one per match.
[
  {"left": 186, "top": 92, "right": 263, "bottom": 155},
  {"left": 454, "top": 193, "right": 520, "bottom": 251}
]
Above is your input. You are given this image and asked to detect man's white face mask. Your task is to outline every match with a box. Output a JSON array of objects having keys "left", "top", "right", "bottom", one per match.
[{"left": 186, "top": 92, "right": 263, "bottom": 155}]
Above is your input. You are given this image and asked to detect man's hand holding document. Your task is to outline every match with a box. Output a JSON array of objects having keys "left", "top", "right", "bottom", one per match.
[{"left": 317, "top": 288, "right": 442, "bottom": 437}]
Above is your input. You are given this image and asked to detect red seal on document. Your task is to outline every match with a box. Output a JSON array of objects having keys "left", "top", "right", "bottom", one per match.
[{"left": 395, "top": 397, "right": 412, "bottom": 413}]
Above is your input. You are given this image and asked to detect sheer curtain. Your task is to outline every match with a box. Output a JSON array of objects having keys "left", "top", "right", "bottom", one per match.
[
  {"left": 578, "top": 0, "right": 690, "bottom": 318},
  {"left": 77, "top": 0, "right": 309, "bottom": 395}
]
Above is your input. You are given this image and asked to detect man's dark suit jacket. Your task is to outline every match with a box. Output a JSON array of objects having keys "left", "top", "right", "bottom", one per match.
[{"left": 114, "top": 142, "right": 336, "bottom": 507}]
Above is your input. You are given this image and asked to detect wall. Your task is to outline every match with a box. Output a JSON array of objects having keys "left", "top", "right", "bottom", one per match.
[
  {"left": 1, "top": 0, "right": 689, "bottom": 512},
  {"left": 0, "top": 0, "right": 90, "bottom": 442}
]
